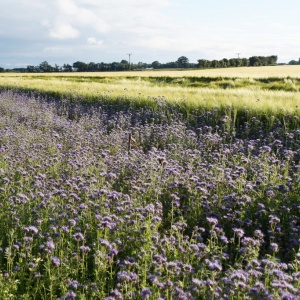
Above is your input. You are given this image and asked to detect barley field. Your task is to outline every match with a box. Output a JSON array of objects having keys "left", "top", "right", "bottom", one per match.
[{"left": 0, "top": 66, "right": 300, "bottom": 119}]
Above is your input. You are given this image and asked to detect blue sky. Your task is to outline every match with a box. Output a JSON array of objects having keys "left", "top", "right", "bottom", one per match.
[{"left": 1, "top": 0, "right": 300, "bottom": 68}]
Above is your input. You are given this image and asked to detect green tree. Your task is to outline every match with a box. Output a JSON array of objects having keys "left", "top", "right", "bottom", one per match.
[
  {"left": 220, "top": 58, "right": 229, "bottom": 68},
  {"left": 229, "top": 58, "right": 237, "bottom": 67},
  {"left": 119, "top": 60, "right": 129, "bottom": 71},
  {"left": 242, "top": 58, "right": 249, "bottom": 66},
  {"left": 54, "top": 64, "right": 61, "bottom": 72},
  {"left": 152, "top": 61, "right": 161, "bottom": 69},
  {"left": 87, "top": 62, "right": 97, "bottom": 71},
  {"left": 73, "top": 61, "right": 88, "bottom": 72},
  {"left": 211, "top": 60, "right": 219, "bottom": 68},
  {"left": 197, "top": 59, "right": 211, "bottom": 68},
  {"left": 288, "top": 60, "right": 298, "bottom": 65},
  {"left": 62, "top": 64, "right": 73, "bottom": 72},
  {"left": 249, "top": 56, "right": 260, "bottom": 66},
  {"left": 268, "top": 55, "right": 278, "bottom": 65},
  {"left": 26, "top": 65, "right": 36, "bottom": 72},
  {"left": 176, "top": 56, "right": 189, "bottom": 68},
  {"left": 39, "top": 61, "right": 54, "bottom": 72}
]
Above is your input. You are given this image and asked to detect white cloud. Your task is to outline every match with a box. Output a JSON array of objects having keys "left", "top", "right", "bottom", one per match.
[
  {"left": 57, "top": 0, "right": 78, "bottom": 15},
  {"left": 52, "top": 0, "right": 109, "bottom": 36},
  {"left": 87, "top": 37, "right": 103, "bottom": 46},
  {"left": 49, "top": 23, "right": 80, "bottom": 39}
]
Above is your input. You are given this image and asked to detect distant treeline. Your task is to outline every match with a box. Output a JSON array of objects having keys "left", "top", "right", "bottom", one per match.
[
  {"left": 9, "top": 56, "right": 196, "bottom": 73},
  {"left": 2, "top": 54, "right": 296, "bottom": 73},
  {"left": 288, "top": 58, "right": 300, "bottom": 65},
  {"left": 198, "top": 55, "right": 278, "bottom": 68}
]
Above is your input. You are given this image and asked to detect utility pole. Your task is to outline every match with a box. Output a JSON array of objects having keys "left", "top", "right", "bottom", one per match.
[
  {"left": 127, "top": 53, "right": 132, "bottom": 70},
  {"left": 236, "top": 53, "right": 241, "bottom": 59}
]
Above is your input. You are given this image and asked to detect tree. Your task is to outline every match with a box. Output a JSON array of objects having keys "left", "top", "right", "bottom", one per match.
[
  {"left": 62, "top": 64, "right": 73, "bottom": 72},
  {"left": 220, "top": 58, "right": 229, "bottom": 68},
  {"left": 39, "top": 61, "right": 54, "bottom": 72},
  {"left": 0, "top": 67, "right": 4, "bottom": 73},
  {"left": 211, "top": 60, "right": 220, "bottom": 68},
  {"left": 197, "top": 59, "right": 211, "bottom": 68},
  {"left": 249, "top": 56, "right": 260, "bottom": 66},
  {"left": 87, "top": 62, "right": 97, "bottom": 71},
  {"left": 119, "top": 60, "right": 129, "bottom": 71},
  {"left": 176, "top": 56, "right": 189, "bottom": 68},
  {"left": 152, "top": 61, "right": 161, "bottom": 69},
  {"left": 242, "top": 58, "right": 249, "bottom": 66},
  {"left": 288, "top": 60, "right": 298, "bottom": 65},
  {"left": 111, "top": 62, "right": 120, "bottom": 71},
  {"left": 164, "top": 61, "right": 179, "bottom": 68},
  {"left": 54, "top": 64, "right": 61, "bottom": 72},
  {"left": 268, "top": 55, "right": 278, "bottom": 65},
  {"left": 73, "top": 61, "right": 88, "bottom": 72},
  {"left": 229, "top": 58, "right": 237, "bottom": 67}
]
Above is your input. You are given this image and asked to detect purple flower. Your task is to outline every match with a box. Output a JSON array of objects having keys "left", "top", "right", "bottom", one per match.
[
  {"left": 192, "top": 278, "right": 204, "bottom": 287},
  {"left": 51, "top": 256, "right": 60, "bottom": 267},
  {"left": 207, "top": 217, "right": 218, "bottom": 226},
  {"left": 65, "top": 291, "right": 76, "bottom": 300},
  {"left": 233, "top": 228, "right": 244, "bottom": 238},
  {"left": 72, "top": 232, "right": 85, "bottom": 242},
  {"left": 47, "top": 240, "right": 55, "bottom": 251},
  {"left": 79, "top": 246, "right": 91, "bottom": 253},
  {"left": 69, "top": 219, "right": 76, "bottom": 227},
  {"left": 28, "top": 262, "right": 37, "bottom": 269},
  {"left": 269, "top": 215, "right": 280, "bottom": 225},
  {"left": 270, "top": 243, "right": 279, "bottom": 252},
  {"left": 109, "top": 289, "right": 123, "bottom": 300},
  {"left": 68, "top": 280, "right": 80, "bottom": 290},
  {"left": 205, "top": 259, "right": 222, "bottom": 272},
  {"left": 140, "top": 288, "right": 152, "bottom": 299},
  {"left": 117, "top": 271, "right": 138, "bottom": 283},
  {"left": 24, "top": 226, "right": 39, "bottom": 234}
]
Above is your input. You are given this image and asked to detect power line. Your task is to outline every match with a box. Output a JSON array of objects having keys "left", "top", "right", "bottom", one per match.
[{"left": 236, "top": 53, "right": 241, "bottom": 59}]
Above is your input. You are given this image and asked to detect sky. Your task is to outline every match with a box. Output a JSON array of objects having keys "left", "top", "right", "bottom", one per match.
[{"left": 1, "top": 0, "right": 300, "bottom": 68}]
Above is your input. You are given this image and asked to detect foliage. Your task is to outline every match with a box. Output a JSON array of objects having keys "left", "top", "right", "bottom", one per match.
[
  {"left": 19, "top": 56, "right": 195, "bottom": 73},
  {"left": 248, "top": 55, "right": 278, "bottom": 66},
  {"left": 288, "top": 58, "right": 300, "bottom": 65},
  {"left": 198, "top": 55, "right": 278, "bottom": 69},
  {"left": 176, "top": 56, "right": 189, "bottom": 68},
  {"left": 9, "top": 54, "right": 278, "bottom": 74}
]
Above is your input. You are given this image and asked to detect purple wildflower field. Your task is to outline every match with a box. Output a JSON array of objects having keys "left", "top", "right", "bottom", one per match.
[{"left": 0, "top": 90, "right": 299, "bottom": 299}]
